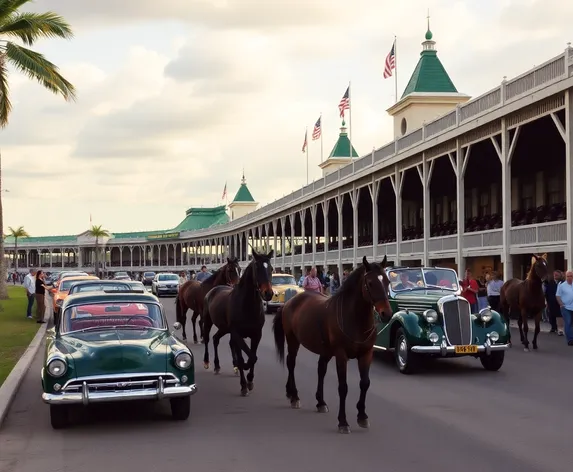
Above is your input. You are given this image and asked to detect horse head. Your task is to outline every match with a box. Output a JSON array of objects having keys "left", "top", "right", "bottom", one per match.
[
  {"left": 250, "top": 249, "right": 274, "bottom": 302},
  {"left": 361, "top": 255, "right": 393, "bottom": 322},
  {"left": 225, "top": 256, "right": 241, "bottom": 286},
  {"left": 530, "top": 253, "right": 549, "bottom": 281}
]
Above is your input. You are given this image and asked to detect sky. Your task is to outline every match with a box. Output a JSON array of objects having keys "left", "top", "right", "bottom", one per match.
[{"left": 2, "top": 0, "right": 571, "bottom": 236}]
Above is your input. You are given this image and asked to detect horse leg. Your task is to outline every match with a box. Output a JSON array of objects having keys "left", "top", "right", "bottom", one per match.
[
  {"left": 229, "top": 339, "right": 239, "bottom": 375},
  {"left": 521, "top": 311, "right": 530, "bottom": 352},
  {"left": 335, "top": 352, "right": 350, "bottom": 434},
  {"left": 202, "top": 316, "right": 213, "bottom": 369},
  {"left": 191, "top": 311, "right": 199, "bottom": 344},
  {"left": 285, "top": 334, "right": 301, "bottom": 408},
  {"left": 315, "top": 354, "right": 331, "bottom": 413},
  {"left": 245, "top": 332, "right": 262, "bottom": 391},
  {"left": 532, "top": 313, "right": 541, "bottom": 350},
  {"left": 199, "top": 313, "right": 204, "bottom": 343},
  {"left": 212, "top": 328, "right": 228, "bottom": 374},
  {"left": 356, "top": 350, "right": 373, "bottom": 429},
  {"left": 231, "top": 332, "right": 249, "bottom": 397}
]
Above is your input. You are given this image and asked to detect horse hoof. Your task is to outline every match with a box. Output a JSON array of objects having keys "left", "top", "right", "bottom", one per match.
[
  {"left": 317, "top": 405, "right": 329, "bottom": 413},
  {"left": 240, "top": 389, "right": 249, "bottom": 397},
  {"left": 533, "top": 345, "right": 538, "bottom": 350},
  {"left": 204, "top": 362, "right": 210, "bottom": 369},
  {"left": 193, "top": 340, "right": 198, "bottom": 345},
  {"left": 523, "top": 348, "right": 529, "bottom": 352},
  {"left": 247, "top": 381, "right": 254, "bottom": 391},
  {"left": 214, "top": 368, "right": 220, "bottom": 375},
  {"left": 338, "top": 425, "right": 351, "bottom": 434},
  {"left": 233, "top": 367, "right": 239, "bottom": 375},
  {"left": 358, "top": 418, "right": 370, "bottom": 429},
  {"left": 291, "top": 400, "right": 301, "bottom": 409}
]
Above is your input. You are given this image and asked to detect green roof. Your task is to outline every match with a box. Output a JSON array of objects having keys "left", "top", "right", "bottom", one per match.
[
  {"left": 328, "top": 124, "right": 359, "bottom": 159},
  {"left": 401, "top": 30, "right": 457, "bottom": 99},
  {"left": 172, "top": 206, "right": 229, "bottom": 231},
  {"left": 4, "top": 235, "right": 77, "bottom": 244},
  {"left": 232, "top": 175, "right": 255, "bottom": 202}
]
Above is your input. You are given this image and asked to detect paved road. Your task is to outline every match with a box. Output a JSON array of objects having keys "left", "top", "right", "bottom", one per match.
[{"left": 1, "top": 297, "right": 572, "bottom": 472}]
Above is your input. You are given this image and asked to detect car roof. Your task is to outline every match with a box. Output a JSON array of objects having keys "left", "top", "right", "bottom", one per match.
[
  {"left": 62, "top": 291, "right": 159, "bottom": 309},
  {"left": 272, "top": 273, "right": 294, "bottom": 277},
  {"left": 58, "top": 275, "right": 99, "bottom": 286},
  {"left": 69, "top": 279, "right": 129, "bottom": 286}
]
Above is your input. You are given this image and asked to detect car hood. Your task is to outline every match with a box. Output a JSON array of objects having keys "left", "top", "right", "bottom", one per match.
[
  {"left": 58, "top": 330, "right": 170, "bottom": 377},
  {"left": 274, "top": 284, "right": 302, "bottom": 292},
  {"left": 392, "top": 289, "right": 457, "bottom": 312}
]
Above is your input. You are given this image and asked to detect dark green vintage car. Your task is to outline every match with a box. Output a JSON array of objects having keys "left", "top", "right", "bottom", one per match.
[
  {"left": 41, "top": 291, "right": 196, "bottom": 429},
  {"left": 374, "top": 267, "right": 510, "bottom": 374}
]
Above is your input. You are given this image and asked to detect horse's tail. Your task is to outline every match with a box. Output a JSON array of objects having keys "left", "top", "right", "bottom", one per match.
[{"left": 272, "top": 307, "right": 286, "bottom": 364}]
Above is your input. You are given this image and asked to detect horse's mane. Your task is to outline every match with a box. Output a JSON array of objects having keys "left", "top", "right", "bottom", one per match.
[
  {"left": 237, "top": 260, "right": 256, "bottom": 289},
  {"left": 329, "top": 265, "right": 368, "bottom": 305}
]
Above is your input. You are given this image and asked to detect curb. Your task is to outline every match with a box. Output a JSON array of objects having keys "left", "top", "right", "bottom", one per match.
[{"left": 0, "top": 297, "right": 52, "bottom": 427}]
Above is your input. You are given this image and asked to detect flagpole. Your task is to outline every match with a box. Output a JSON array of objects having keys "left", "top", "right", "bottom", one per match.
[
  {"left": 394, "top": 36, "right": 398, "bottom": 104},
  {"left": 306, "top": 126, "right": 309, "bottom": 185},
  {"left": 348, "top": 81, "right": 352, "bottom": 158},
  {"left": 320, "top": 112, "right": 323, "bottom": 162}
]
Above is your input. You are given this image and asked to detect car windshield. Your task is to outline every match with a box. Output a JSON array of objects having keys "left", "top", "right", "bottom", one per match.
[
  {"left": 387, "top": 268, "right": 459, "bottom": 292},
  {"left": 158, "top": 274, "right": 179, "bottom": 281},
  {"left": 272, "top": 276, "right": 296, "bottom": 285},
  {"left": 144, "top": 272, "right": 155, "bottom": 277},
  {"left": 59, "top": 272, "right": 87, "bottom": 280},
  {"left": 60, "top": 279, "right": 91, "bottom": 291},
  {"left": 128, "top": 282, "right": 145, "bottom": 289},
  {"left": 61, "top": 302, "right": 166, "bottom": 334},
  {"left": 70, "top": 283, "right": 130, "bottom": 294}
]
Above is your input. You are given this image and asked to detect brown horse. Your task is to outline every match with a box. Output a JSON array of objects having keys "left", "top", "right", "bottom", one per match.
[
  {"left": 202, "top": 249, "right": 274, "bottom": 396},
  {"left": 272, "top": 256, "right": 393, "bottom": 434},
  {"left": 175, "top": 257, "right": 241, "bottom": 342},
  {"left": 500, "top": 253, "right": 549, "bottom": 351}
]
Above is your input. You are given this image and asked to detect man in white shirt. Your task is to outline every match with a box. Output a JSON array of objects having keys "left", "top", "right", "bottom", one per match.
[
  {"left": 23, "top": 269, "right": 36, "bottom": 319},
  {"left": 556, "top": 270, "right": 573, "bottom": 346}
]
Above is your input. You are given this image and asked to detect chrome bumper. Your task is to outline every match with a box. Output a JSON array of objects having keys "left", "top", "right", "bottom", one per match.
[
  {"left": 42, "top": 383, "right": 196, "bottom": 405},
  {"left": 411, "top": 338, "right": 510, "bottom": 356}
]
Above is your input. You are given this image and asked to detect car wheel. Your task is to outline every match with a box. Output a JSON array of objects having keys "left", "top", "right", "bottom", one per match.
[
  {"left": 394, "top": 327, "right": 420, "bottom": 375},
  {"left": 480, "top": 351, "right": 505, "bottom": 371},
  {"left": 170, "top": 396, "right": 190, "bottom": 421},
  {"left": 50, "top": 405, "right": 69, "bottom": 429}
]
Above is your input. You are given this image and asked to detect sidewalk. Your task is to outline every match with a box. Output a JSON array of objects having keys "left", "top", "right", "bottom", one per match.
[{"left": 508, "top": 319, "right": 553, "bottom": 333}]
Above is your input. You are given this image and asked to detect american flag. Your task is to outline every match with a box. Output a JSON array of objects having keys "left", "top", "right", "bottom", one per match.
[
  {"left": 302, "top": 130, "right": 308, "bottom": 152},
  {"left": 384, "top": 42, "right": 396, "bottom": 78},
  {"left": 338, "top": 86, "right": 350, "bottom": 118},
  {"left": 312, "top": 116, "right": 322, "bottom": 140},
  {"left": 222, "top": 182, "right": 227, "bottom": 199}
]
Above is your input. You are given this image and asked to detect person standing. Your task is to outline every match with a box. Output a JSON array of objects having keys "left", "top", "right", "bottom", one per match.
[
  {"left": 23, "top": 269, "right": 36, "bottom": 319},
  {"left": 461, "top": 269, "right": 479, "bottom": 313},
  {"left": 544, "top": 270, "right": 564, "bottom": 335},
  {"left": 196, "top": 265, "right": 210, "bottom": 282},
  {"left": 35, "top": 270, "right": 47, "bottom": 324},
  {"left": 556, "top": 270, "right": 573, "bottom": 346},
  {"left": 486, "top": 271, "right": 503, "bottom": 313},
  {"left": 330, "top": 272, "right": 341, "bottom": 295},
  {"left": 303, "top": 267, "right": 322, "bottom": 294}
]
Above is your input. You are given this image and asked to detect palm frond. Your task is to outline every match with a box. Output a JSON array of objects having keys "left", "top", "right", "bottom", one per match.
[
  {"left": 89, "top": 224, "right": 110, "bottom": 238},
  {"left": 0, "top": 0, "right": 32, "bottom": 22},
  {"left": 0, "top": 12, "right": 73, "bottom": 45},
  {"left": 4, "top": 42, "right": 76, "bottom": 102},
  {"left": 8, "top": 225, "right": 28, "bottom": 238},
  {"left": 0, "top": 52, "right": 11, "bottom": 127}
]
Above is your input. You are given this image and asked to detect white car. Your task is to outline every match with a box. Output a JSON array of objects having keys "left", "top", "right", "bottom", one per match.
[{"left": 151, "top": 273, "right": 180, "bottom": 297}]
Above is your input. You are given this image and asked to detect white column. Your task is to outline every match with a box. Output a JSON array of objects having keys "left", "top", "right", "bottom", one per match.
[
  {"left": 322, "top": 200, "right": 329, "bottom": 269},
  {"left": 272, "top": 220, "right": 278, "bottom": 267},
  {"left": 310, "top": 205, "right": 317, "bottom": 267},
  {"left": 456, "top": 141, "right": 469, "bottom": 275},
  {"left": 350, "top": 187, "right": 359, "bottom": 267},
  {"left": 370, "top": 179, "right": 380, "bottom": 261},
  {"left": 119, "top": 246, "right": 123, "bottom": 268},
  {"left": 422, "top": 155, "right": 434, "bottom": 266},
  {"left": 336, "top": 194, "right": 343, "bottom": 275},
  {"left": 289, "top": 215, "right": 295, "bottom": 274},
  {"left": 299, "top": 209, "right": 306, "bottom": 271},
  {"left": 280, "top": 217, "right": 286, "bottom": 270},
  {"left": 390, "top": 167, "right": 403, "bottom": 265}
]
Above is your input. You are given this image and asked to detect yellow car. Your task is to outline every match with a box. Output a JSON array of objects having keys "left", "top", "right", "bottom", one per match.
[{"left": 264, "top": 273, "right": 303, "bottom": 313}]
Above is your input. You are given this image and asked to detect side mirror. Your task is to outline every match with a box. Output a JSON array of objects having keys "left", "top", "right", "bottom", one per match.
[{"left": 173, "top": 322, "right": 182, "bottom": 331}]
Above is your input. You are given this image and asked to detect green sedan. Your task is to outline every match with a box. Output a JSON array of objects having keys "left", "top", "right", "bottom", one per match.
[{"left": 41, "top": 290, "right": 196, "bottom": 428}]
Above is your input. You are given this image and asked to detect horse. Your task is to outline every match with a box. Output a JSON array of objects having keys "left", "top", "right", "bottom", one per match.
[
  {"left": 272, "top": 255, "right": 393, "bottom": 434},
  {"left": 175, "top": 257, "right": 241, "bottom": 342},
  {"left": 202, "top": 249, "right": 274, "bottom": 396},
  {"left": 500, "top": 253, "right": 549, "bottom": 352}
]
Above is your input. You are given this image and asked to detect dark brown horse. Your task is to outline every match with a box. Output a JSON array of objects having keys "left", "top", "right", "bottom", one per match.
[
  {"left": 175, "top": 257, "right": 241, "bottom": 342},
  {"left": 202, "top": 249, "right": 274, "bottom": 396},
  {"left": 272, "top": 256, "right": 393, "bottom": 434},
  {"left": 500, "top": 253, "right": 549, "bottom": 351}
]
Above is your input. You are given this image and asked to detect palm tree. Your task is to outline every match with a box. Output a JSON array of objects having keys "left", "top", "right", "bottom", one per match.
[
  {"left": 0, "top": 0, "right": 76, "bottom": 299},
  {"left": 88, "top": 225, "right": 110, "bottom": 277},
  {"left": 7, "top": 225, "right": 28, "bottom": 271}
]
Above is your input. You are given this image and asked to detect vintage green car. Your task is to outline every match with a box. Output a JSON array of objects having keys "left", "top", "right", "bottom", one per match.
[
  {"left": 41, "top": 290, "right": 196, "bottom": 429},
  {"left": 374, "top": 267, "right": 510, "bottom": 374}
]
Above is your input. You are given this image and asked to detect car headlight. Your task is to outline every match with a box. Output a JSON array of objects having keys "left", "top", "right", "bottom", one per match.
[
  {"left": 423, "top": 309, "right": 438, "bottom": 324},
  {"left": 174, "top": 351, "right": 193, "bottom": 370},
  {"left": 47, "top": 358, "right": 67, "bottom": 378},
  {"left": 489, "top": 331, "right": 500, "bottom": 342},
  {"left": 479, "top": 308, "right": 493, "bottom": 323},
  {"left": 273, "top": 290, "right": 279, "bottom": 296}
]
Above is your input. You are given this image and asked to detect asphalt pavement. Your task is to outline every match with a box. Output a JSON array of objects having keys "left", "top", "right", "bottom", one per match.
[{"left": 1, "top": 296, "right": 572, "bottom": 472}]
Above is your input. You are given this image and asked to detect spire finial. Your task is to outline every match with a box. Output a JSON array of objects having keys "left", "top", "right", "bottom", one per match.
[
  {"left": 241, "top": 168, "right": 246, "bottom": 185},
  {"left": 425, "top": 9, "right": 433, "bottom": 41}
]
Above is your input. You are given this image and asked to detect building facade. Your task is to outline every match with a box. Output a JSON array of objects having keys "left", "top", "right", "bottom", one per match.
[{"left": 5, "top": 31, "right": 573, "bottom": 281}]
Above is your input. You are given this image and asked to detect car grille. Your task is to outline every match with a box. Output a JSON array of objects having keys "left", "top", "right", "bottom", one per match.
[
  {"left": 442, "top": 298, "right": 472, "bottom": 345},
  {"left": 63, "top": 373, "right": 180, "bottom": 393}
]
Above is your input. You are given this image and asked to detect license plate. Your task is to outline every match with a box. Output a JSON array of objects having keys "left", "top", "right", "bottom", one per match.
[{"left": 455, "top": 345, "right": 478, "bottom": 354}]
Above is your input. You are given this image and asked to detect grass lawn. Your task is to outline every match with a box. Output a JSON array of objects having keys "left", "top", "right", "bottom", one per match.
[{"left": 0, "top": 286, "right": 40, "bottom": 387}]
